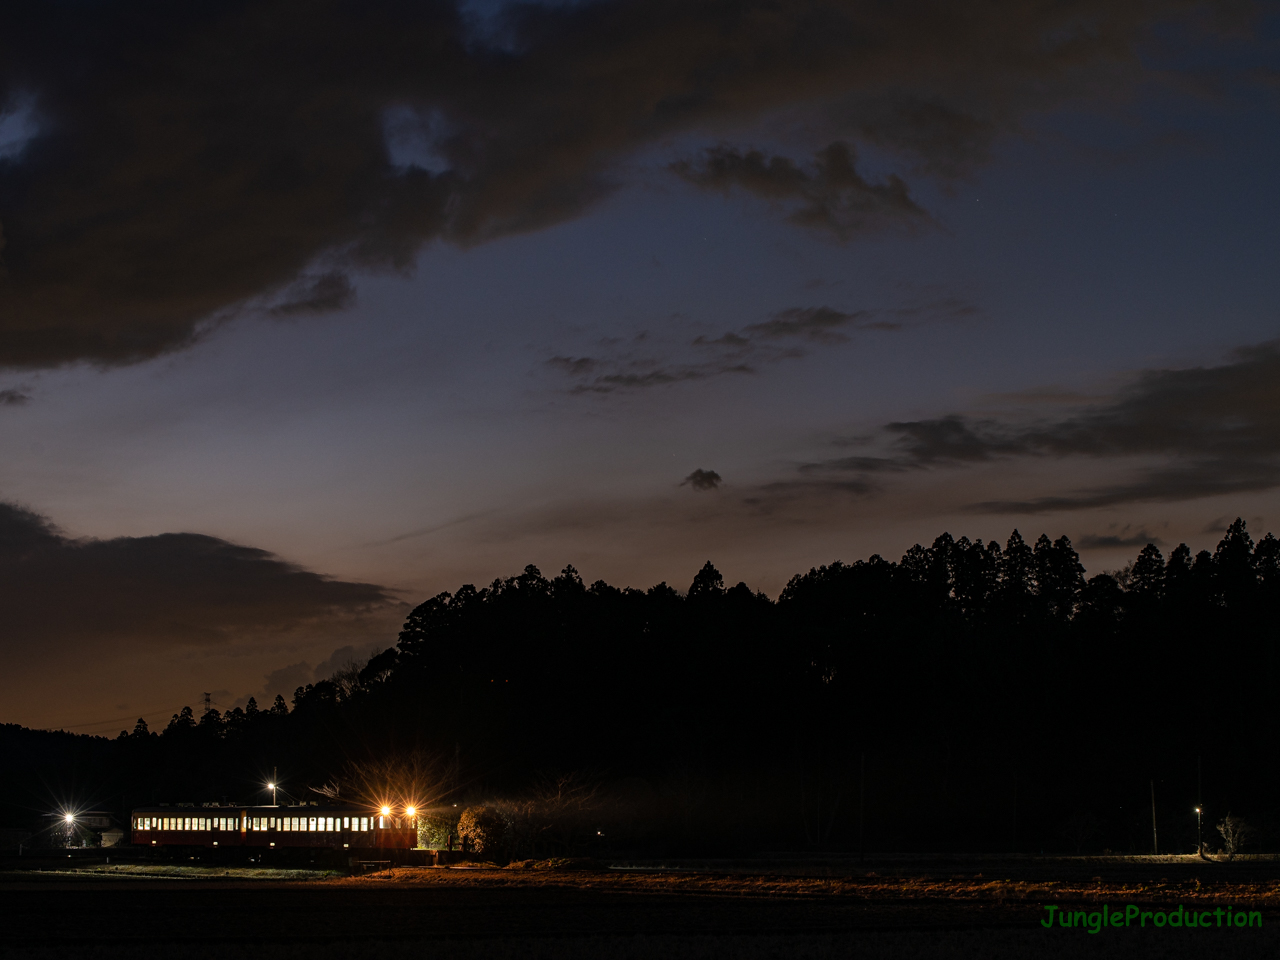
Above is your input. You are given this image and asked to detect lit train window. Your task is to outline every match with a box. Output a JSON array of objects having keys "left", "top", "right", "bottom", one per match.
[
  {"left": 362, "top": 818, "right": 368, "bottom": 831},
  {"left": 309, "top": 817, "right": 317, "bottom": 832},
  {"left": 326, "top": 817, "right": 333, "bottom": 832},
  {"left": 343, "top": 817, "right": 349, "bottom": 829}
]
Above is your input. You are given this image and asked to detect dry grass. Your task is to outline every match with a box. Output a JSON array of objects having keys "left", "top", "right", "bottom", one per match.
[{"left": 337, "top": 864, "right": 1280, "bottom": 906}]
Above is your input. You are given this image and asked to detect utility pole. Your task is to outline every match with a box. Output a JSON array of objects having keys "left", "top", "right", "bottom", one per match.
[
  {"left": 203, "top": 692, "right": 211, "bottom": 715},
  {"left": 1150, "top": 780, "right": 1158, "bottom": 855},
  {"left": 1196, "top": 755, "right": 1205, "bottom": 860}
]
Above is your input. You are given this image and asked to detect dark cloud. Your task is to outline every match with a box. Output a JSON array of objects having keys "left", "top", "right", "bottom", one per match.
[
  {"left": 0, "top": 387, "right": 30, "bottom": 405},
  {"left": 237, "top": 642, "right": 384, "bottom": 708},
  {"left": 0, "top": 501, "right": 400, "bottom": 657},
  {"left": 743, "top": 306, "right": 880, "bottom": 343},
  {"left": 810, "top": 339, "right": 1280, "bottom": 511},
  {"left": 1076, "top": 530, "right": 1164, "bottom": 550},
  {"left": 550, "top": 293, "right": 970, "bottom": 394},
  {"left": 547, "top": 356, "right": 600, "bottom": 377},
  {"left": 0, "top": 0, "right": 1246, "bottom": 368},
  {"left": 887, "top": 297, "right": 979, "bottom": 322},
  {"left": 558, "top": 356, "right": 756, "bottom": 394},
  {"left": 682, "top": 469, "right": 722, "bottom": 491},
  {"left": 671, "top": 141, "right": 929, "bottom": 239},
  {"left": 749, "top": 477, "right": 879, "bottom": 506}
]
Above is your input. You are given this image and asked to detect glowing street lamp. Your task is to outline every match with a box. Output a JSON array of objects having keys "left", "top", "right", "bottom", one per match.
[
  {"left": 380, "top": 806, "right": 391, "bottom": 816},
  {"left": 267, "top": 782, "right": 277, "bottom": 805},
  {"left": 405, "top": 806, "right": 416, "bottom": 817},
  {"left": 1195, "top": 806, "right": 1202, "bottom": 855}
]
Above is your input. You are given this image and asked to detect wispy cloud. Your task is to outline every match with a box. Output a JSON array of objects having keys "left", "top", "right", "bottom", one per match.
[
  {"left": 547, "top": 294, "right": 971, "bottom": 395},
  {"left": 671, "top": 141, "right": 930, "bottom": 240},
  {"left": 801, "top": 338, "right": 1280, "bottom": 512},
  {"left": 0, "top": 387, "right": 31, "bottom": 406},
  {"left": 1076, "top": 529, "right": 1164, "bottom": 550}
]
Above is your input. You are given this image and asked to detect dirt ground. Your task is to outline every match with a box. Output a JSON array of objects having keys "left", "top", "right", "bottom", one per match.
[{"left": 1, "top": 857, "right": 1276, "bottom": 960}]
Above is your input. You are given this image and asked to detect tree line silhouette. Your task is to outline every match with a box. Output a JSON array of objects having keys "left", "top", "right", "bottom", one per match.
[{"left": 5, "top": 519, "right": 1278, "bottom": 857}]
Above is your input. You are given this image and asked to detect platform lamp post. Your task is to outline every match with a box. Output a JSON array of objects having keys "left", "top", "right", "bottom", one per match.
[
  {"left": 268, "top": 766, "right": 278, "bottom": 805},
  {"left": 1195, "top": 806, "right": 1202, "bottom": 855}
]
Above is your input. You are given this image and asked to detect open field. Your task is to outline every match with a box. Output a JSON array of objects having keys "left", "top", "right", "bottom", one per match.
[{"left": 1, "top": 856, "right": 1276, "bottom": 959}]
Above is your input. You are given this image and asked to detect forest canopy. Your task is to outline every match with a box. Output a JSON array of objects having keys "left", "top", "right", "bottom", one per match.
[{"left": 6, "top": 519, "right": 1279, "bottom": 857}]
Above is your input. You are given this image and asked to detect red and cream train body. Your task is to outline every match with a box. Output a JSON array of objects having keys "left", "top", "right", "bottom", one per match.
[{"left": 130, "top": 805, "right": 416, "bottom": 849}]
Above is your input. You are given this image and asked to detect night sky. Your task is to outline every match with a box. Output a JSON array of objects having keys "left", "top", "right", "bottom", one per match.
[{"left": 2, "top": 0, "right": 1279, "bottom": 733}]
